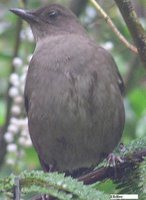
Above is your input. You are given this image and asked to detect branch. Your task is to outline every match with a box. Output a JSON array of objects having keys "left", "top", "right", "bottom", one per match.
[
  {"left": 89, "top": 0, "right": 138, "bottom": 54},
  {"left": 4, "top": 18, "right": 22, "bottom": 132},
  {"left": 13, "top": 177, "right": 20, "bottom": 200},
  {"left": 115, "top": 0, "right": 146, "bottom": 67},
  {"left": 78, "top": 148, "right": 146, "bottom": 185},
  {"left": 0, "top": 18, "right": 23, "bottom": 167},
  {"left": 0, "top": 0, "right": 27, "bottom": 167}
]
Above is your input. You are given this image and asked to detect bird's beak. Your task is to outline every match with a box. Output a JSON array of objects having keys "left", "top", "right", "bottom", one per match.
[{"left": 10, "top": 8, "right": 38, "bottom": 23}]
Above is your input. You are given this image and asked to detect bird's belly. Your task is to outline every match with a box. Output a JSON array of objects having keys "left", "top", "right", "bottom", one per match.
[{"left": 28, "top": 86, "right": 124, "bottom": 172}]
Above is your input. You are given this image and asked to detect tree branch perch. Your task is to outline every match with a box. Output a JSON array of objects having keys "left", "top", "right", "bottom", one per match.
[
  {"left": 89, "top": 0, "right": 138, "bottom": 54},
  {"left": 79, "top": 148, "right": 146, "bottom": 185},
  {"left": 115, "top": 0, "right": 146, "bottom": 67}
]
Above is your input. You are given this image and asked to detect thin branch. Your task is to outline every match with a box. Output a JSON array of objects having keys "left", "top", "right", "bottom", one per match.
[
  {"left": 13, "top": 177, "right": 20, "bottom": 200},
  {"left": 0, "top": 18, "right": 23, "bottom": 167},
  {"left": 78, "top": 148, "right": 146, "bottom": 185},
  {"left": 89, "top": 0, "right": 138, "bottom": 54},
  {"left": 4, "top": 18, "right": 22, "bottom": 132},
  {"left": 115, "top": 0, "right": 146, "bottom": 68},
  {"left": 0, "top": 0, "right": 27, "bottom": 167}
]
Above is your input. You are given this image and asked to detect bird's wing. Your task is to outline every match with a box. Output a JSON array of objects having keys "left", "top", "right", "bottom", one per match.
[{"left": 24, "top": 35, "right": 124, "bottom": 115}]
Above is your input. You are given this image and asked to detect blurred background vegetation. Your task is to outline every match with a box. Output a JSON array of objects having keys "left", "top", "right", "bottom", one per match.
[{"left": 0, "top": 0, "right": 146, "bottom": 198}]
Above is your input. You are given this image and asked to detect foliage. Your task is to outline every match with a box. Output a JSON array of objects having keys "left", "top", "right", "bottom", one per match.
[
  {"left": 0, "top": 170, "right": 109, "bottom": 200},
  {"left": 0, "top": 137, "right": 146, "bottom": 199},
  {"left": 95, "top": 137, "right": 146, "bottom": 199}
]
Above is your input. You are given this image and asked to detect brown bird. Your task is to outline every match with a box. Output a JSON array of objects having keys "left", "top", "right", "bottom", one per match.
[{"left": 10, "top": 4, "right": 125, "bottom": 175}]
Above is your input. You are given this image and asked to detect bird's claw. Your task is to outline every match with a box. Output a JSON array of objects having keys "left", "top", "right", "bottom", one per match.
[{"left": 107, "top": 153, "right": 124, "bottom": 167}]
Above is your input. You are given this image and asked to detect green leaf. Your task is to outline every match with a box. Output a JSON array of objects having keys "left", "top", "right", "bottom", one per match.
[{"left": 128, "top": 88, "right": 146, "bottom": 117}]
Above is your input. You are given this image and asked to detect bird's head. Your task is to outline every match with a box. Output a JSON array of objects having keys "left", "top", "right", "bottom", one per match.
[{"left": 10, "top": 4, "right": 86, "bottom": 42}]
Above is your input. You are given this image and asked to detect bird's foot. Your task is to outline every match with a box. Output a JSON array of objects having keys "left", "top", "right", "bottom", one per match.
[
  {"left": 107, "top": 143, "right": 126, "bottom": 167},
  {"left": 107, "top": 153, "right": 124, "bottom": 167}
]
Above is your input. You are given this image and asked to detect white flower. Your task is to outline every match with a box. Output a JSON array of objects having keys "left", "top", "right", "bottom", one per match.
[
  {"left": 101, "top": 41, "right": 114, "bottom": 50},
  {"left": 13, "top": 95, "right": 23, "bottom": 104},
  {"left": 24, "top": 137, "right": 32, "bottom": 147},
  {"left": 9, "top": 73, "right": 19, "bottom": 87},
  {"left": 18, "top": 136, "right": 26, "bottom": 145},
  {"left": 21, "top": 128, "right": 29, "bottom": 137},
  {"left": 13, "top": 57, "right": 23, "bottom": 68},
  {"left": 11, "top": 105, "right": 21, "bottom": 115},
  {"left": 6, "top": 158, "right": 15, "bottom": 165},
  {"left": 4, "top": 132, "right": 13, "bottom": 143},
  {"left": 19, "top": 118, "right": 28, "bottom": 127},
  {"left": 10, "top": 117, "right": 19, "bottom": 125},
  {"left": 8, "top": 124, "right": 19, "bottom": 134},
  {"left": 7, "top": 143, "right": 17, "bottom": 152},
  {"left": 9, "top": 87, "right": 19, "bottom": 98}
]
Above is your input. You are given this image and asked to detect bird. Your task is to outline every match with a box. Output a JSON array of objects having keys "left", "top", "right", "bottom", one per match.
[{"left": 10, "top": 3, "right": 125, "bottom": 176}]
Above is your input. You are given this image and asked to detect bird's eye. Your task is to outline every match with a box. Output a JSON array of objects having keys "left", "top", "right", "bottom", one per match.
[{"left": 48, "top": 10, "right": 59, "bottom": 19}]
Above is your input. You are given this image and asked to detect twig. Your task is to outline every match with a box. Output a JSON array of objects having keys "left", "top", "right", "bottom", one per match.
[
  {"left": 0, "top": 18, "right": 23, "bottom": 167},
  {"left": 78, "top": 148, "right": 146, "bottom": 185},
  {"left": 4, "top": 18, "right": 22, "bottom": 132},
  {"left": 13, "top": 177, "right": 20, "bottom": 200},
  {"left": 115, "top": 0, "right": 146, "bottom": 67},
  {"left": 0, "top": 0, "right": 27, "bottom": 167},
  {"left": 4, "top": 0, "right": 28, "bottom": 132},
  {"left": 89, "top": 0, "right": 138, "bottom": 54}
]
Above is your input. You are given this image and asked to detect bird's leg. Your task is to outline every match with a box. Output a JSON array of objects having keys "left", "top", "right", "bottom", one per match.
[
  {"left": 39, "top": 155, "right": 56, "bottom": 172},
  {"left": 39, "top": 161, "right": 55, "bottom": 200},
  {"left": 48, "top": 164, "right": 54, "bottom": 172},
  {"left": 107, "top": 143, "right": 126, "bottom": 167},
  {"left": 107, "top": 153, "right": 124, "bottom": 167}
]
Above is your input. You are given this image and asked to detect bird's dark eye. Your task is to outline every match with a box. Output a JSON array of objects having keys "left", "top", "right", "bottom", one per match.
[{"left": 48, "top": 10, "right": 59, "bottom": 19}]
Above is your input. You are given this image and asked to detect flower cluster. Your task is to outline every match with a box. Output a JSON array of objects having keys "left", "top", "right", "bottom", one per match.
[{"left": 4, "top": 56, "right": 32, "bottom": 166}]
